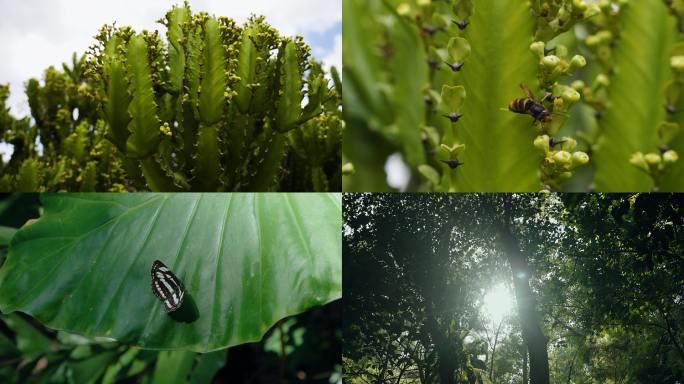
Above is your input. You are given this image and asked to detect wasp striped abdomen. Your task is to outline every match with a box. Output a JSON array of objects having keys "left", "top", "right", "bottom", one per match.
[
  {"left": 509, "top": 98, "right": 535, "bottom": 113},
  {"left": 505, "top": 83, "right": 561, "bottom": 134}
]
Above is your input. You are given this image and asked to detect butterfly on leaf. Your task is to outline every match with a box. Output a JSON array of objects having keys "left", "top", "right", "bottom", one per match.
[{"left": 150, "top": 260, "right": 186, "bottom": 312}]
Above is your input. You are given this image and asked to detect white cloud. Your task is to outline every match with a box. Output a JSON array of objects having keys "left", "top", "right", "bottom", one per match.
[
  {"left": 0, "top": 0, "right": 341, "bottom": 120},
  {"left": 321, "top": 33, "right": 342, "bottom": 77},
  {"left": 0, "top": 142, "right": 13, "bottom": 163}
]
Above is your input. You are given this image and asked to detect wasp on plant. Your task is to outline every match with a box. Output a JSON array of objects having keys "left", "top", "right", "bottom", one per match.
[{"left": 503, "top": 83, "right": 561, "bottom": 134}]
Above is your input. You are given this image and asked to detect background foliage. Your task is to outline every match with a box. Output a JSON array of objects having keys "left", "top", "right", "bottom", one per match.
[
  {"left": 0, "top": 302, "right": 341, "bottom": 384},
  {"left": 343, "top": 193, "right": 684, "bottom": 384}
]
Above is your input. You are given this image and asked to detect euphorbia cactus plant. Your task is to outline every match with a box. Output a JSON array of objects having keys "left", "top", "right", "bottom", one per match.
[
  {"left": 0, "top": 55, "right": 127, "bottom": 192},
  {"left": 82, "top": 2, "right": 341, "bottom": 191}
]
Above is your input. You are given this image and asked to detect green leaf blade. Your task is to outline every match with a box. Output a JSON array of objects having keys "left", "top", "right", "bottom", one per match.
[
  {"left": 441, "top": 0, "right": 540, "bottom": 191},
  {"left": 592, "top": 0, "right": 679, "bottom": 191},
  {"left": 0, "top": 193, "right": 341, "bottom": 352}
]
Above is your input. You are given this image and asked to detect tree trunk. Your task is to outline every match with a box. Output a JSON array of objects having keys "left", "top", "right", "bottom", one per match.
[
  {"left": 497, "top": 225, "right": 550, "bottom": 384},
  {"left": 426, "top": 223, "right": 459, "bottom": 384},
  {"left": 566, "top": 347, "right": 577, "bottom": 384},
  {"left": 523, "top": 340, "right": 528, "bottom": 384}
]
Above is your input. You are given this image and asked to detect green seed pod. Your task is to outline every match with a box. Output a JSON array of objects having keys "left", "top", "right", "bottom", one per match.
[
  {"left": 562, "top": 89, "right": 581, "bottom": 110},
  {"left": 584, "top": 3, "right": 601, "bottom": 19},
  {"left": 629, "top": 152, "right": 650, "bottom": 173},
  {"left": 554, "top": 45, "right": 568, "bottom": 59},
  {"left": 418, "top": 164, "right": 440, "bottom": 188},
  {"left": 441, "top": 85, "right": 466, "bottom": 113},
  {"left": 644, "top": 152, "right": 661, "bottom": 172},
  {"left": 451, "top": 0, "right": 475, "bottom": 21},
  {"left": 597, "top": 0, "right": 611, "bottom": 10},
  {"left": 565, "top": 55, "right": 586, "bottom": 74},
  {"left": 663, "top": 150, "right": 679, "bottom": 166},
  {"left": 596, "top": 30, "right": 613, "bottom": 44},
  {"left": 556, "top": 171, "right": 572, "bottom": 183},
  {"left": 342, "top": 162, "right": 355, "bottom": 175},
  {"left": 447, "top": 37, "right": 471, "bottom": 64},
  {"left": 566, "top": 151, "right": 589, "bottom": 171},
  {"left": 535, "top": 135, "right": 550, "bottom": 157},
  {"left": 530, "top": 41, "right": 545, "bottom": 61},
  {"left": 440, "top": 143, "right": 466, "bottom": 159},
  {"left": 554, "top": 97, "right": 564, "bottom": 110},
  {"left": 571, "top": 0, "right": 588, "bottom": 16},
  {"left": 420, "top": 125, "right": 441, "bottom": 149},
  {"left": 671, "top": 41, "right": 684, "bottom": 57},
  {"left": 553, "top": 150, "right": 572, "bottom": 171},
  {"left": 541, "top": 167, "right": 555, "bottom": 180},
  {"left": 397, "top": 3, "right": 412, "bottom": 16},
  {"left": 663, "top": 79, "right": 683, "bottom": 106},
  {"left": 542, "top": 55, "right": 561, "bottom": 73},
  {"left": 585, "top": 35, "right": 601, "bottom": 48},
  {"left": 571, "top": 80, "right": 586, "bottom": 92},
  {"left": 560, "top": 137, "right": 577, "bottom": 152},
  {"left": 594, "top": 73, "right": 611, "bottom": 89},
  {"left": 657, "top": 121, "right": 680, "bottom": 145},
  {"left": 670, "top": 56, "right": 684, "bottom": 74}
]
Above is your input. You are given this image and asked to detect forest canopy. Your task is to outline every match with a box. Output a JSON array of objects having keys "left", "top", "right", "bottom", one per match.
[{"left": 342, "top": 193, "right": 684, "bottom": 384}]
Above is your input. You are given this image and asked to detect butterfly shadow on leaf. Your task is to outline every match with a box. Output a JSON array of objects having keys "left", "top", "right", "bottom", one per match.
[
  {"left": 151, "top": 259, "right": 200, "bottom": 324},
  {"left": 168, "top": 293, "right": 199, "bottom": 324}
]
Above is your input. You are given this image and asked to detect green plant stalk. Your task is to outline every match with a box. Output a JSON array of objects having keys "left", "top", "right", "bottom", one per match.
[{"left": 447, "top": 168, "right": 457, "bottom": 192}]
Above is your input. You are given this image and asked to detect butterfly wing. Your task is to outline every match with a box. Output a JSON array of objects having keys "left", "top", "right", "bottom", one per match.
[
  {"left": 151, "top": 260, "right": 184, "bottom": 309},
  {"left": 163, "top": 285, "right": 185, "bottom": 313}
]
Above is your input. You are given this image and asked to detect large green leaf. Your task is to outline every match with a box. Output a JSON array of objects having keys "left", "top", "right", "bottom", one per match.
[
  {"left": 438, "top": 0, "right": 540, "bottom": 191},
  {"left": 591, "top": 0, "right": 677, "bottom": 191},
  {"left": 342, "top": 0, "right": 541, "bottom": 191},
  {"left": 0, "top": 193, "right": 341, "bottom": 352}
]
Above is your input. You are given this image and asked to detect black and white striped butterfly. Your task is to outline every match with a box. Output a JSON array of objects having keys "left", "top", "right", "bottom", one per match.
[{"left": 150, "top": 260, "right": 185, "bottom": 313}]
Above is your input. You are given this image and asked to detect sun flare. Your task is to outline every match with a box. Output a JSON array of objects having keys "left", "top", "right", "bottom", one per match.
[{"left": 484, "top": 284, "right": 513, "bottom": 321}]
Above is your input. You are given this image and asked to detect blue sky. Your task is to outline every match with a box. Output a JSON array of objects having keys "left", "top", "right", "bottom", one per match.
[{"left": 0, "top": 0, "right": 341, "bottom": 160}]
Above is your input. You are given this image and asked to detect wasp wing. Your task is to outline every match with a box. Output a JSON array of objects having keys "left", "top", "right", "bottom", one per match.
[{"left": 519, "top": 83, "right": 539, "bottom": 103}]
